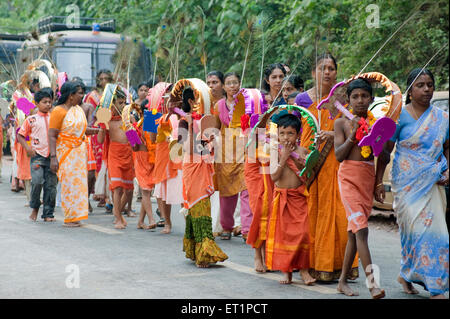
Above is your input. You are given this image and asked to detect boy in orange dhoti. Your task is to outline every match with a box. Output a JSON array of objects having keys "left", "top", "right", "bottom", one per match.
[
  {"left": 97, "top": 88, "right": 134, "bottom": 229},
  {"left": 334, "top": 78, "right": 385, "bottom": 299},
  {"left": 267, "top": 113, "right": 315, "bottom": 285},
  {"left": 133, "top": 127, "right": 157, "bottom": 230}
]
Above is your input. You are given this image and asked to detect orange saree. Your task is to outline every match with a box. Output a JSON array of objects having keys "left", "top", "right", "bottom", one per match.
[{"left": 299, "top": 94, "right": 359, "bottom": 281}]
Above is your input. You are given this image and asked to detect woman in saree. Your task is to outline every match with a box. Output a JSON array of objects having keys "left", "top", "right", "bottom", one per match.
[
  {"left": 294, "top": 53, "right": 359, "bottom": 281},
  {"left": 49, "top": 81, "right": 100, "bottom": 227},
  {"left": 375, "top": 68, "right": 449, "bottom": 298}
]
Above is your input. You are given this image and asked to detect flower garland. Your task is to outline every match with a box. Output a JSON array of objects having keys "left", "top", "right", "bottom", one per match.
[{"left": 349, "top": 109, "right": 377, "bottom": 158}]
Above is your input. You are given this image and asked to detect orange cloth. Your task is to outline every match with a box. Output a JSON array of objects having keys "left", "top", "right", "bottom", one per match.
[
  {"left": 49, "top": 106, "right": 68, "bottom": 130},
  {"left": 245, "top": 159, "right": 274, "bottom": 249},
  {"left": 108, "top": 141, "right": 135, "bottom": 190},
  {"left": 337, "top": 160, "right": 375, "bottom": 233},
  {"left": 55, "top": 105, "right": 89, "bottom": 223},
  {"left": 134, "top": 150, "right": 154, "bottom": 191},
  {"left": 15, "top": 141, "right": 31, "bottom": 180},
  {"left": 153, "top": 116, "right": 182, "bottom": 184},
  {"left": 300, "top": 99, "right": 358, "bottom": 276},
  {"left": 265, "top": 185, "right": 310, "bottom": 272},
  {"left": 86, "top": 136, "right": 96, "bottom": 171},
  {"left": 182, "top": 154, "right": 215, "bottom": 209}
]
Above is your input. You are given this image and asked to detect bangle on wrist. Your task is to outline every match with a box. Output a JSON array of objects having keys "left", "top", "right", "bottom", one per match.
[{"left": 375, "top": 183, "right": 383, "bottom": 188}]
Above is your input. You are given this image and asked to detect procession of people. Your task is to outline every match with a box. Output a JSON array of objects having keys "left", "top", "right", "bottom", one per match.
[{"left": 0, "top": 52, "right": 448, "bottom": 299}]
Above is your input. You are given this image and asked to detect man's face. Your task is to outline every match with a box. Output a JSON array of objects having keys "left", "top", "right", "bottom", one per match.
[{"left": 98, "top": 73, "right": 111, "bottom": 89}]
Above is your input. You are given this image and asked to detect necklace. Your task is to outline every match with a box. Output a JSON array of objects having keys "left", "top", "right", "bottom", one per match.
[{"left": 408, "top": 104, "right": 420, "bottom": 120}]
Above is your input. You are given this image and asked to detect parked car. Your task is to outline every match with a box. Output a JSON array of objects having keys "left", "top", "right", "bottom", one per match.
[{"left": 371, "top": 91, "right": 449, "bottom": 211}]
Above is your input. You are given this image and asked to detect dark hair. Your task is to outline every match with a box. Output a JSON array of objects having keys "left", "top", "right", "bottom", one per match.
[
  {"left": 284, "top": 75, "right": 304, "bottom": 90},
  {"left": 137, "top": 82, "right": 149, "bottom": 90},
  {"left": 182, "top": 87, "right": 195, "bottom": 113},
  {"left": 30, "top": 78, "right": 40, "bottom": 93},
  {"left": 347, "top": 78, "right": 373, "bottom": 97},
  {"left": 277, "top": 113, "right": 302, "bottom": 133},
  {"left": 34, "top": 88, "right": 53, "bottom": 103},
  {"left": 207, "top": 71, "right": 224, "bottom": 84},
  {"left": 114, "top": 87, "right": 127, "bottom": 101},
  {"left": 280, "top": 63, "right": 290, "bottom": 73},
  {"left": 312, "top": 53, "right": 338, "bottom": 72},
  {"left": 57, "top": 81, "right": 83, "bottom": 105},
  {"left": 405, "top": 68, "right": 435, "bottom": 104},
  {"left": 71, "top": 76, "right": 84, "bottom": 84},
  {"left": 263, "top": 63, "right": 286, "bottom": 91},
  {"left": 140, "top": 98, "right": 148, "bottom": 110},
  {"left": 224, "top": 72, "right": 241, "bottom": 83},
  {"left": 96, "top": 69, "right": 113, "bottom": 88}
]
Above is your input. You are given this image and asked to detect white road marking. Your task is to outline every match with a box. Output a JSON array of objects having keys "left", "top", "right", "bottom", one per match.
[
  {"left": 81, "top": 224, "right": 123, "bottom": 235},
  {"left": 222, "top": 260, "right": 338, "bottom": 295}
]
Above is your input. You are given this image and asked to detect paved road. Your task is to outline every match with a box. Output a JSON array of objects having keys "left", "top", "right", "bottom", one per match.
[{"left": 0, "top": 156, "right": 446, "bottom": 300}]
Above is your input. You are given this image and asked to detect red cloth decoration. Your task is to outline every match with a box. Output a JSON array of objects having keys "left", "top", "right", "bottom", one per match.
[
  {"left": 355, "top": 117, "right": 369, "bottom": 141},
  {"left": 240, "top": 114, "right": 250, "bottom": 131},
  {"left": 132, "top": 122, "right": 142, "bottom": 138},
  {"left": 192, "top": 112, "right": 202, "bottom": 120}
]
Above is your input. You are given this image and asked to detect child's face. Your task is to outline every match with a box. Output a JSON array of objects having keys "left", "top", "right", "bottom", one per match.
[
  {"left": 278, "top": 125, "right": 299, "bottom": 145},
  {"left": 224, "top": 75, "right": 240, "bottom": 98},
  {"left": 287, "top": 97, "right": 296, "bottom": 105},
  {"left": 349, "top": 88, "right": 373, "bottom": 116},
  {"left": 37, "top": 97, "right": 52, "bottom": 113},
  {"left": 113, "top": 97, "right": 127, "bottom": 115}
]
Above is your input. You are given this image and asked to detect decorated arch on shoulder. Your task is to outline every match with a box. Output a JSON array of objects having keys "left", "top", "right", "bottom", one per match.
[
  {"left": 246, "top": 104, "right": 320, "bottom": 179},
  {"left": 317, "top": 72, "right": 402, "bottom": 157}
]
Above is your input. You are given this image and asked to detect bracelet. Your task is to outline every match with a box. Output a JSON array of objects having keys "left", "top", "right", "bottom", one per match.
[{"left": 375, "top": 183, "right": 383, "bottom": 188}]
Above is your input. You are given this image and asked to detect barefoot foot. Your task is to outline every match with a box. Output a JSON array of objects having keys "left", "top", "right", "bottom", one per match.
[
  {"left": 114, "top": 222, "right": 126, "bottom": 229},
  {"left": 29, "top": 209, "right": 38, "bottom": 222},
  {"left": 137, "top": 223, "right": 150, "bottom": 230},
  {"left": 279, "top": 272, "right": 292, "bottom": 284},
  {"left": 254, "top": 257, "right": 267, "bottom": 273},
  {"left": 337, "top": 281, "right": 359, "bottom": 296},
  {"left": 63, "top": 222, "right": 81, "bottom": 228},
  {"left": 161, "top": 224, "right": 172, "bottom": 234},
  {"left": 300, "top": 269, "right": 316, "bottom": 285},
  {"left": 397, "top": 276, "right": 419, "bottom": 294}
]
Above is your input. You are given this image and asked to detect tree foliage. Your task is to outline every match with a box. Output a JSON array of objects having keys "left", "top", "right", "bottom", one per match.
[{"left": 1, "top": 0, "right": 448, "bottom": 90}]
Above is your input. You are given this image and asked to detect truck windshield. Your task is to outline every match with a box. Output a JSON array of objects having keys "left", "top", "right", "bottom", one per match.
[
  {"left": 53, "top": 41, "right": 149, "bottom": 90},
  {"left": 54, "top": 42, "right": 116, "bottom": 88}
]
